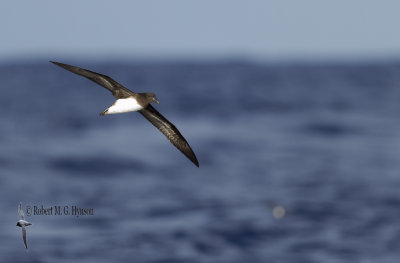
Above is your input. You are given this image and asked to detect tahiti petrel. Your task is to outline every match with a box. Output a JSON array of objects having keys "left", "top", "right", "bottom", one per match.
[
  {"left": 16, "top": 203, "right": 32, "bottom": 250},
  {"left": 51, "top": 61, "right": 199, "bottom": 167}
]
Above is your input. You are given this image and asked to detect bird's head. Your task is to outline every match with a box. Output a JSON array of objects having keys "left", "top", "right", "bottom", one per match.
[{"left": 141, "top": 93, "right": 159, "bottom": 104}]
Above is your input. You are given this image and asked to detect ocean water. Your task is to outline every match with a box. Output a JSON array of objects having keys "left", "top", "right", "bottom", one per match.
[{"left": 1, "top": 60, "right": 400, "bottom": 262}]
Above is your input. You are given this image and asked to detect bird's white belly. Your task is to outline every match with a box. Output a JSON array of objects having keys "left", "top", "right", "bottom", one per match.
[{"left": 106, "top": 98, "right": 144, "bottom": 114}]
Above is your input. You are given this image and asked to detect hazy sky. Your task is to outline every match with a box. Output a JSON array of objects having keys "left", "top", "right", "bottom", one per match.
[{"left": 2, "top": 1, "right": 400, "bottom": 61}]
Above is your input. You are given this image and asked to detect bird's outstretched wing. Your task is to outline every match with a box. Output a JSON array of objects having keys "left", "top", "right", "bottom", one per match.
[
  {"left": 139, "top": 105, "right": 199, "bottom": 167},
  {"left": 51, "top": 61, "right": 135, "bottom": 99},
  {"left": 18, "top": 203, "right": 24, "bottom": 220},
  {"left": 22, "top": 227, "right": 28, "bottom": 250}
]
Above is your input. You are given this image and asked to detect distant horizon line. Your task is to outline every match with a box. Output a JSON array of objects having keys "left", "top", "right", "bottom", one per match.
[{"left": 2, "top": 52, "right": 400, "bottom": 66}]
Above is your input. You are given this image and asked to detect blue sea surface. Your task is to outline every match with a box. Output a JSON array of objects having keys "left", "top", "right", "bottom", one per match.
[{"left": 1, "top": 60, "right": 400, "bottom": 262}]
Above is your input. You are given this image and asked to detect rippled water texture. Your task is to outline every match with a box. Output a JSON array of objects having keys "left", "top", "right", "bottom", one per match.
[{"left": 1, "top": 60, "right": 400, "bottom": 262}]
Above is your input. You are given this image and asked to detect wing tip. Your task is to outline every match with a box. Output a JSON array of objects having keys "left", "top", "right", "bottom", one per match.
[
  {"left": 50, "top": 61, "right": 65, "bottom": 67},
  {"left": 186, "top": 150, "right": 199, "bottom": 167},
  {"left": 192, "top": 157, "right": 199, "bottom": 167}
]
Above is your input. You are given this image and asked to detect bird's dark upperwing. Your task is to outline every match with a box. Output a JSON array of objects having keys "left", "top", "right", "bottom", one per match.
[
  {"left": 139, "top": 105, "right": 199, "bottom": 167},
  {"left": 51, "top": 61, "right": 134, "bottom": 99}
]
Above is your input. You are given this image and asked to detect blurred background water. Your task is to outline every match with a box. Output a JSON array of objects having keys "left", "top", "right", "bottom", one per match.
[
  {"left": 3, "top": 1, "right": 400, "bottom": 262},
  {"left": 1, "top": 60, "right": 400, "bottom": 262}
]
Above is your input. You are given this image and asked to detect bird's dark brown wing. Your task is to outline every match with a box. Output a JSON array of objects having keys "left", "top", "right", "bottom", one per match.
[
  {"left": 139, "top": 105, "right": 199, "bottom": 167},
  {"left": 51, "top": 61, "right": 135, "bottom": 99}
]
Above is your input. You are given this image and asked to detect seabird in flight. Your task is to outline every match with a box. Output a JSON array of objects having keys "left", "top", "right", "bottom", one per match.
[
  {"left": 16, "top": 203, "right": 32, "bottom": 250},
  {"left": 51, "top": 61, "right": 199, "bottom": 167}
]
